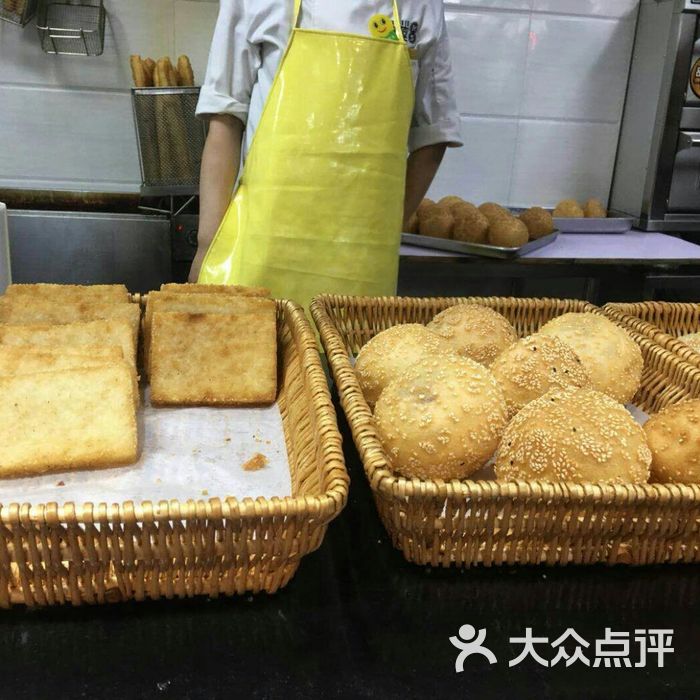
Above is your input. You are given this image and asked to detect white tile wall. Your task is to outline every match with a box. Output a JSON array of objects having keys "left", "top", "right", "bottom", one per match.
[
  {"left": 430, "top": 0, "right": 640, "bottom": 208},
  {"left": 174, "top": 1, "right": 219, "bottom": 92},
  {"left": 509, "top": 119, "right": 621, "bottom": 207},
  {"left": 521, "top": 14, "right": 637, "bottom": 122},
  {"left": 429, "top": 117, "right": 519, "bottom": 203},
  {"left": 0, "top": 0, "right": 640, "bottom": 202},
  {"left": 446, "top": 9, "right": 530, "bottom": 116}
]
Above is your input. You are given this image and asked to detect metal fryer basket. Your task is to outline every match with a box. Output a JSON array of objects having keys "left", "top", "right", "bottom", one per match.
[
  {"left": 36, "top": 0, "right": 105, "bottom": 56},
  {"left": 0, "top": 0, "right": 38, "bottom": 26},
  {"left": 131, "top": 87, "right": 206, "bottom": 197}
]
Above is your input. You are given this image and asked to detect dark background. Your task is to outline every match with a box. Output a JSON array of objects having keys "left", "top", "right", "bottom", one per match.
[{"left": 1, "top": 405, "right": 698, "bottom": 700}]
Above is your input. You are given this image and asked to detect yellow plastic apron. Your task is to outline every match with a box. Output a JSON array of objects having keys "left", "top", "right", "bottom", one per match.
[{"left": 198, "top": 0, "right": 415, "bottom": 310}]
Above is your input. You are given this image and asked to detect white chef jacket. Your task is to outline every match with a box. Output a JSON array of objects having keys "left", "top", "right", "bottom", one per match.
[{"left": 196, "top": 0, "right": 463, "bottom": 158}]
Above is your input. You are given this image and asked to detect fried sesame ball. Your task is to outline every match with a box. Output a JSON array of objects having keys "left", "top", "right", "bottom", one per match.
[
  {"left": 583, "top": 198, "right": 607, "bottom": 218},
  {"left": 375, "top": 354, "right": 508, "bottom": 480},
  {"left": 438, "top": 196, "right": 465, "bottom": 213},
  {"left": 644, "top": 399, "right": 700, "bottom": 483},
  {"left": 355, "top": 324, "right": 455, "bottom": 408},
  {"left": 416, "top": 198, "right": 436, "bottom": 220},
  {"left": 428, "top": 304, "right": 518, "bottom": 367},
  {"left": 488, "top": 217, "right": 529, "bottom": 247},
  {"left": 405, "top": 212, "right": 419, "bottom": 234},
  {"left": 420, "top": 211, "right": 454, "bottom": 238},
  {"left": 494, "top": 387, "right": 651, "bottom": 484},
  {"left": 553, "top": 199, "right": 584, "bottom": 218},
  {"left": 453, "top": 209, "right": 489, "bottom": 243},
  {"left": 450, "top": 200, "right": 477, "bottom": 217},
  {"left": 679, "top": 333, "right": 700, "bottom": 354},
  {"left": 490, "top": 334, "right": 592, "bottom": 419},
  {"left": 538, "top": 313, "right": 643, "bottom": 404},
  {"left": 478, "top": 202, "right": 511, "bottom": 224},
  {"left": 518, "top": 207, "right": 555, "bottom": 240}
]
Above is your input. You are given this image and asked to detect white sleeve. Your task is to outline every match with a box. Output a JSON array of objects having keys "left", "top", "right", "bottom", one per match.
[
  {"left": 195, "top": 0, "right": 261, "bottom": 123},
  {"left": 409, "top": 7, "right": 463, "bottom": 152}
]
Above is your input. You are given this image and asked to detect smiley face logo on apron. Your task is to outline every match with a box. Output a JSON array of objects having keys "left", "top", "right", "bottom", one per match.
[{"left": 368, "top": 14, "right": 399, "bottom": 41}]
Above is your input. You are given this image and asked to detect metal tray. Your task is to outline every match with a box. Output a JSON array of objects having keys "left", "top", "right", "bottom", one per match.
[
  {"left": 553, "top": 217, "right": 633, "bottom": 234},
  {"left": 401, "top": 230, "right": 559, "bottom": 259}
]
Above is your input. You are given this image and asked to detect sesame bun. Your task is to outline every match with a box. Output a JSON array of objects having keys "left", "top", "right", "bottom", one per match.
[
  {"left": 679, "top": 333, "right": 700, "bottom": 354},
  {"left": 494, "top": 387, "right": 651, "bottom": 484},
  {"left": 553, "top": 199, "right": 584, "bottom": 218},
  {"left": 420, "top": 211, "right": 454, "bottom": 238},
  {"left": 487, "top": 218, "right": 529, "bottom": 247},
  {"left": 518, "top": 207, "right": 554, "bottom": 240},
  {"left": 375, "top": 354, "right": 508, "bottom": 481},
  {"left": 453, "top": 209, "right": 489, "bottom": 244},
  {"left": 490, "top": 334, "right": 592, "bottom": 419},
  {"left": 355, "top": 324, "right": 454, "bottom": 408},
  {"left": 478, "top": 202, "right": 511, "bottom": 223},
  {"left": 583, "top": 198, "right": 607, "bottom": 218},
  {"left": 644, "top": 399, "right": 700, "bottom": 483},
  {"left": 428, "top": 304, "right": 518, "bottom": 367},
  {"left": 538, "top": 313, "right": 643, "bottom": 404}
]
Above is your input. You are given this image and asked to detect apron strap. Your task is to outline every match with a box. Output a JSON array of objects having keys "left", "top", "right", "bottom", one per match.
[
  {"left": 293, "top": 0, "right": 405, "bottom": 44},
  {"left": 392, "top": 0, "right": 405, "bottom": 45}
]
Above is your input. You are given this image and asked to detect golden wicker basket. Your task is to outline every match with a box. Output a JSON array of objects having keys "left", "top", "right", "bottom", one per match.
[
  {"left": 0, "top": 299, "right": 348, "bottom": 607},
  {"left": 604, "top": 302, "right": 700, "bottom": 371},
  {"left": 311, "top": 295, "right": 700, "bottom": 568}
]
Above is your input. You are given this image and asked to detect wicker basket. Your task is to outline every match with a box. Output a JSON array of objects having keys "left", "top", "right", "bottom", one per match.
[
  {"left": 0, "top": 299, "right": 348, "bottom": 607},
  {"left": 604, "top": 302, "right": 700, "bottom": 371},
  {"left": 311, "top": 295, "right": 700, "bottom": 568}
]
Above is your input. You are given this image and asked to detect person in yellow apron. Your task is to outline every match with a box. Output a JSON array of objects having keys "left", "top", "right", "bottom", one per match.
[{"left": 191, "top": 0, "right": 463, "bottom": 309}]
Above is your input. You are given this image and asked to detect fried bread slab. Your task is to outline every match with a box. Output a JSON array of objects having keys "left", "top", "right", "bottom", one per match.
[
  {"left": 0, "top": 364, "right": 138, "bottom": 478},
  {"left": 5, "top": 283, "right": 129, "bottom": 303},
  {"left": 150, "top": 307, "right": 277, "bottom": 406},
  {"left": 0, "top": 319, "right": 136, "bottom": 367}
]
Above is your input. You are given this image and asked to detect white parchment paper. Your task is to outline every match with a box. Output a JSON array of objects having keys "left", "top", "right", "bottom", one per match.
[{"left": 0, "top": 390, "right": 292, "bottom": 506}]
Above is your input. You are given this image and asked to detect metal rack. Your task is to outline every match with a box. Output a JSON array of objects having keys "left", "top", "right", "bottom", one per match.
[
  {"left": 36, "top": 0, "right": 105, "bottom": 56},
  {"left": 132, "top": 87, "right": 205, "bottom": 198},
  {"left": 0, "top": 0, "right": 38, "bottom": 26}
]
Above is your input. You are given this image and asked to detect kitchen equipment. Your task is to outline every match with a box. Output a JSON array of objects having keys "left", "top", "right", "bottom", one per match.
[
  {"left": 0, "top": 0, "right": 38, "bottom": 26},
  {"left": 36, "top": 0, "right": 105, "bottom": 56},
  {"left": 553, "top": 217, "right": 633, "bottom": 234},
  {"left": 7, "top": 209, "right": 170, "bottom": 293},
  {"left": 0, "top": 204, "right": 12, "bottom": 293},
  {"left": 401, "top": 230, "right": 559, "bottom": 259},
  {"left": 132, "top": 87, "right": 205, "bottom": 197},
  {"left": 611, "top": 0, "right": 700, "bottom": 232}
]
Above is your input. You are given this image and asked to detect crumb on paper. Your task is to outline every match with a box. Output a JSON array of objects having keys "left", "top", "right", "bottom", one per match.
[
  {"left": 224, "top": 437, "right": 231, "bottom": 443},
  {"left": 201, "top": 489, "right": 209, "bottom": 496},
  {"left": 242, "top": 453, "right": 268, "bottom": 472},
  {"left": 56, "top": 481, "right": 65, "bottom": 487}
]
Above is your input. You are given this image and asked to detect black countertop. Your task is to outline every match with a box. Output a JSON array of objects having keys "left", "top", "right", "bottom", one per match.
[{"left": 1, "top": 403, "right": 699, "bottom": 700}]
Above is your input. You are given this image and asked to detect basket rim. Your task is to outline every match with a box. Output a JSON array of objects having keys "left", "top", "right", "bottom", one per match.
[
  {"left": 311, "top": 293, "right": 700, "bottom": 503},
  {"left": 604, "top": 302, "right": 700, "bottom": 369},
  {"left": 0, "top": 298, "right": 349, "bottom": 526}
]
